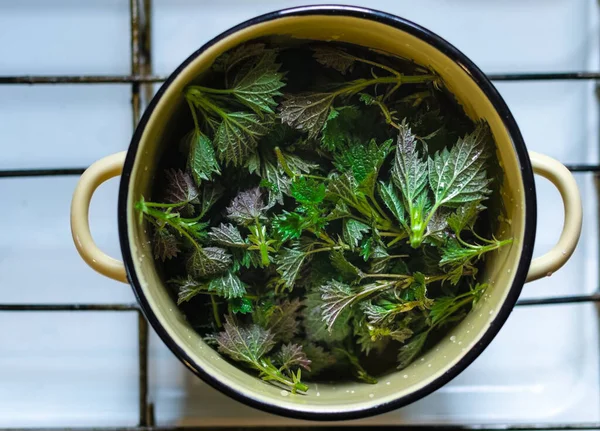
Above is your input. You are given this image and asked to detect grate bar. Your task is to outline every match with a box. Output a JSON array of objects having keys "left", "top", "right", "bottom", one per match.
[
  {"left": 0, "top": 164, "right": 598, "bottom": 179},
  {"left": 0, "top": 304, "right": 138, "bottom": 311},
  {"left": 1, "top": 72, "right": 599, "bottom": 86}
]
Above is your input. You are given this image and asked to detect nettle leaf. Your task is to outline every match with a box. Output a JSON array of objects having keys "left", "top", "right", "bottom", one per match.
[
  {"left": 253, "top": 298, "right": 302, "bottom": 343},
  {"left": 303, "top": 291, "right": 352, "bottom": 343},
  {"left": 290, "top": 177, "right": 326, "bottom": 204},
  {"left": 208, "top": 223, "right": 247, "bottom": 248},
  {"left": 212, "top": 43, "right": 266, "bottom": 74},
  {"left": 447, "top": 201, "right": 485, "bottom": 235},
  {"left": 426, "top": 208, "right": 450, "bottom": 244},
  {"left": 226, "top": 187, "right": 267, "bottom": 226},
  {"left": 208, "top": 271, "right": 247, "bottom": 299},
  {"left": 216, "top": 316, "right": 276, "bottom": 364},
  {"left": 163, "top": 169, "right": 199, "bottom": 206},
  {"left": 321, "top": 106, "right": 361, "bottom": 151},
  {"left": 302, "top": 343, "right": 336, "bottom": 377},
  {"left": 231, "top": 51, "right": 286, "bottom": 115},
  {"left": 313, "top": 46, "right": 355, "bottom": 75},
  {"left": 230, "top": 297, "right": 253, "bottom": 314},
  {"left": 272, "top": 211, "right": 305, "bottom": 242},
  {"left": 354, "top": 316, "right": 389, "bottom": 356},
  {"left": 391, "top": 124, "right": 429, "bottom": 211},
  {"left": 397, "top": 332, "right": 428, "bottom": 370},
  {"left": 282, "top": 151, "right": 319, "bottom": 175},
  {"left": 275, "top": 343, "right": 312, "bottom": 371},
  {"left": 215, "top": 112, "right": 271, "bottom": 167},
  {"left": 276, "top": 248, "right": 310, "bottom": 291},
  {"left": 330, "top": 249, "right": 362, "bottom": 281},
  {"left": 279, "top": 92, "right": 336, "bottom": 139},
  {"left": 343, "top": 219, "right": 371, "bottom": 249},
  {"left": 172, "top": 276, "right": 207, "bottom": 305},
  {"left": 188, "top": 132, "right": 220, "bottom": 185},
  {"left": 153, "top": 227, "right": 180, "bottom": 261},
  {"left": 200, "top": 183, "right": 224, "bottom": 217},
  {"left": 439, "top": 239, "right": 479, "bottom": 267},
  {"left": 261, "top": 158, "right": 290, "bottom": 206},
  {"left": 187, "top": 246, "right": 232, "bottom": 278},
  {"left": 320, "top": 280, "right": 356, "bottom": 331},
  {"left": 334, "top": 138, "right": 393, "bottom": 186},
  {"left": 428, "top": 123, "right": 492, "bottom": 207}
]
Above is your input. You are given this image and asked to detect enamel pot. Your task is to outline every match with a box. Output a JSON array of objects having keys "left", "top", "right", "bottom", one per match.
[{"left": 70, "top": 5, "right": 583, "bottom": 421}]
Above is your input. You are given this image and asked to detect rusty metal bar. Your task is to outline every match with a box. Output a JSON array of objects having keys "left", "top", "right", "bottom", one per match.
[
  {"left": 0, "top": 304, "right": 138, "bottom": 311},
  {"left": 0, "top": 75, "right": 165, "bottom": 84}
]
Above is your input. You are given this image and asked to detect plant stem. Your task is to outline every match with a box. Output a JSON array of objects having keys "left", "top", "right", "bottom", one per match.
[
  {"left": 305, "top": 245, "right": 348, "bottom": 256},
  {"left": 255, "top": 361, "right": 308, "bottom": 393},
  {"left": 211, "top": 295, "right": 222, "bottom": 328},
  {"left": 274, "top": 147, "right": 296, "bottom": 178},
  {"left": 186, "top": 98, "right": 201, "bottom": 132}
]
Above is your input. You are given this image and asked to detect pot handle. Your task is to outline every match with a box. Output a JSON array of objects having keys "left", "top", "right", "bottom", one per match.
[
  {"left": 70, "top": 151, "right": 128, "bottom": 283},
  {"left": 526, "top": 151, "right": 583, "bottom": 282}
]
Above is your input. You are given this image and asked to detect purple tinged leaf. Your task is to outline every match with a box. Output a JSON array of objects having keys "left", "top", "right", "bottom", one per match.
[
  {"left": 163, "top": 169, "right": 199, "bottom": 206},
  {"left": 226, "top": 187, "right": 266, "bottom": 226},
  {"left": 254, "top": 298, "right": 302, "bottom": 343},
  {"left": 153, "top": 227, "right": 180, "bottom": 261},
  {"left": 276, "top": 343, "right": 311, "bottom": 371}
]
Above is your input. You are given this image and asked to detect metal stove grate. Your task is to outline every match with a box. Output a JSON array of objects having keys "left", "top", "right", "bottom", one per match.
[{"left": 0, "top": 1, "right": 598, "bottom": 429}]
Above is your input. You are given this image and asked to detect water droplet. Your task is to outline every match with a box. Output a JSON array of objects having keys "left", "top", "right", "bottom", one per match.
[
  {"left": 346, "top": 390, "right": 350, "bottom": 393},
  {"left": 306, "top": 100, "right": 312, "bottom": 105},
  {"left": 281, "top": 390, "right": 289, "bottom": 397},
  {"left": 479, "top": 313, "right": 483, "bottom": 317},
  {"left": 489, "top": 310, "right": 494, "bottom": 315},
  {"left": 351, "top": 390, "right": 355, "bottom": 394},
  {"left": 450, "top": 335, "right": 457, "bottom": 342},
  {"left": 461, "top": 348, "right": 466, "bottom": 352},
  {"left": 316, "top": 392, "right": 321, "bottom": 397},
  {"left": 466, "top": 330, "right": 470, "bottom": 334},
  {"left": 507, "top": 268, "right": 511, "bottom": 273},
  {"left": 403, "top": 374, "right": 408, "bottom": 379},
  {"left": 420, "top": 357, "right": 425, "bottom": 362},
  {"left": 443, "top": 355, "right": 447, "bottom": 359},
  {"left": 386, "top": 381, "right": 391, "bottom": 386},
  {"left": 562, "top": 250, "right": 567, "bottom": 256},
  {"left": 427, "top": 363, "right": 432, "bottom": 368},
  {"left": 144, "top": 166, "right": 148, "bottom": 171},
  {"left": 369, "top": 393, "right": 374, "bottom": 398},
  {"left": 435, "top": 347, "right": 439, "bottom": 352},
  {"left": 546, "top": 271, "right": 553, "bottom": 277},
  {"left": 458, "top": 341, "right": 462, "bottom": 345}
]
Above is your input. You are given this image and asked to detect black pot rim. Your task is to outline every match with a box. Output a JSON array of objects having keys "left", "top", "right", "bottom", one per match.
[{"left": 118, "top": 4, "right": 536, "bottom": 422}]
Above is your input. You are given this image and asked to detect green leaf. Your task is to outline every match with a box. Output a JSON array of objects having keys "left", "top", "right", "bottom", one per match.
[
  {"left": 397, "top": 332, "right": 428, "bottom": 370},
  {"left": 171, "top": 276, "right": 207, "bottom": 305},
  {"left": 378, "top": 181, "right": 406, "bottom": 227},
  {"left": 153, "top": 227, "right": 180, "bottom": 261},
  {"left": 343, "top": 219, "right": 370, "bottom": 249},
  {"left": 354, "top": 315, "right": 389, "bottom": 356},
  {"left": 428, "top": 123, "right": 492, "bottom": 207},
  {"left": 214, "top": 112, "right": 271, "bottom": 166},
  {"left": 276, "top": 248, "right": 309, "bottom": 291},
  {"left": 303, "top": 291, "right": 352, "bottom": 343},
  {"left": 334, "top": 138, "right": 393, "bottom": 185},
  {"left": 439, "top": 238, "right": 482, "bottom": 267},
  {"left": 208, "top": 271, "right": 247, "bottom": 299},
  {"left": 226, "top": 187, "right": 266, "bottom": 226},
  {"left": 320, "top": 106, "right": 361, "bottom": 151},
  {"left": 200, "top": 183, "right": 224, "bottom": 218},
  {"left": 391, "top": 123, "right": 429, "bottom": 213},
  {"left": 279, "top": 92, "right": 336, "bottom": 139},
  {"left": 188, "top": 132, "right": 220, "bottom": 185},
  {"left": 230, "top": 297, "right": 253, "bottom": 314},
  {"left": 253, "top": 298, "right": 302, "bottom": 343},
  {"left": 261, "top": 158, "right": 290, "bottom": 207},
  {"left": 208, "top": 223, "right": 247, "bottom": 248},
  {"left": 290, "top": 177, "right": 326, "bottom": 204},
  {"left": 187, "top": 246, "right": 232, "bottom": 278},
  {"left": 212, "top": 42, "right": 266, "bottom": 74},
  {"left": 330, "top": 249, "right": 362, "bottom": 281},
  {"left": 272, "top": 211, "right": 305, "bottom": 242},
  {"left": 447, "top": 201, "right": 485, "bottom": 235},
  {"left": 275, "top": 343, "right": 311, "bottom": 371},
  {"left": 215, "top": 316, "right": 276, "bottom": 364},
  {"left": 313, "top": 46, "right": 355, "bottom": 75},
  {"left": 302, "top": 343, "right": 336, "bottom": 377},
  {"left": 231, "top": 51, "right": 286, "bottom": 115}
]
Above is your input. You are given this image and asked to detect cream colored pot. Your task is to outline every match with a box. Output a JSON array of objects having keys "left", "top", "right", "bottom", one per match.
[{"left": 70, "top": 6, "right": 583, "bottom": 420}]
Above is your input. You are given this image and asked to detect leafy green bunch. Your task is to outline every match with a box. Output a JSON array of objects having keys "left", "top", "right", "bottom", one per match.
[{"left": 135, "top": 41, "right": 512, "bottom": 393}]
